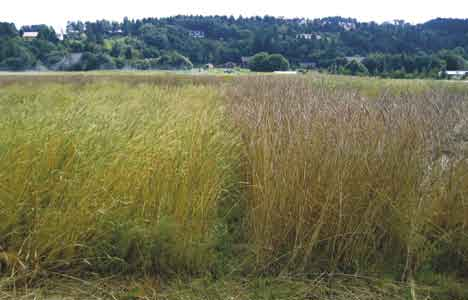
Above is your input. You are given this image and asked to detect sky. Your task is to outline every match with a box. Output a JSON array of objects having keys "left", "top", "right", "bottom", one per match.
[{"left": 1, "top": 0, "right": 467, "bottom": 31}]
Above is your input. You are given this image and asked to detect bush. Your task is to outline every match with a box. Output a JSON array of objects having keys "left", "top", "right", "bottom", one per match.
[
  {"left": 129, "top": 54, "right": 193, "bottom": 70},
  {"left": 343, "top": 60, "right": 369, "bottom": 76},
  {"left": 155, "top": 51, "right": 193, "bottom": 70},
  {"left": 0, "top": 57, "right": 34, "bottom": 71},
  {"left": 268, "top": 54, "right": 289, "bottom": 71},
  {"left": 130, "top": 59, "right": 151, "bottom": 70},
  {"left": 70, "top": 51, "right": 98, "bottom": 70},
  {"left": 249, "top": 52, "right": 270, "bottom": 72},
  {"left": 0, "top": 45, "right": 35, "bottom": 71},
  {"left": 43, "top": 50, "right": 67, "bottom": 67},
  {"left": 249, "top": 52, "right": 290, "bottom": 72},
  {"left": 96, "top": 54, "right": 116, "bottom": 70}
]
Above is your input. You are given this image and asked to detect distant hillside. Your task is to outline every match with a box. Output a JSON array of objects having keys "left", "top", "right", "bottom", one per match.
[{"left": 1, "top": 16, "right": 467, "bottom": 77}]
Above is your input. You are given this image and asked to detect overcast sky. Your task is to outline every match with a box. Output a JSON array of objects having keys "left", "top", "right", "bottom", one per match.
[{"left": 1, "top": 0, "right": 467, "bottom": 31}]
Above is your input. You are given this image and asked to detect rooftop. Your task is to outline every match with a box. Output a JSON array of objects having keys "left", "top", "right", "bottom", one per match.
[
  {"left": 446, "top": 70, "right": 468, "bottom": 75},
  {"left": 23, "top": 32, "right": 39, "bottom": 38}
]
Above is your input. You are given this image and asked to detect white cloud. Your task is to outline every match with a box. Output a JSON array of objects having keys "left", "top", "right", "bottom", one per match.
[{"left": 1, "top": 0, "right": 467, "bottom": 31}]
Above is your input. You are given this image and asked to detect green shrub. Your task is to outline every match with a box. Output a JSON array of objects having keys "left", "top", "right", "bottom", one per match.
[
  {"left": 249, "top": 52, "right": 289, "bottom": 72},
  {"left": 155, "top": 51, "right": 193, "bottom": 70}
]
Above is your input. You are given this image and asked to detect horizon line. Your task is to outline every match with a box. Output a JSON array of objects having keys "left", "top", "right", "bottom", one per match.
[{"left": 4, "top": 14, "right": 467, "bottom": 32}]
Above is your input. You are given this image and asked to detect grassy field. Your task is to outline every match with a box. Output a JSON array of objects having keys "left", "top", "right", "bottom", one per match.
[{"left": 1, "top": 73, "right": 468, "bottom": 299}]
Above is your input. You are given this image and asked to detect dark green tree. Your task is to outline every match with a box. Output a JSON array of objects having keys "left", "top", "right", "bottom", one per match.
[
  {"left": 344, "top": 60, "right": 369, "bottom": 76},
  {"left": 249, "top": 52, "right": 270, "bottom": 72},
  {"left": 155, "top": 51, "right": 193, "bottom": 70},
  {"left": 440, "top": 53, "right": 466, "bottom": 70},
  {"left": 250, "top": 52, "right": 290, "bottom": 72},
  {"left": 38, "top": 26, "right": 58, "bottom": 43},
  {"left": 0, "top": 23, "right": 18, "bottom": 38},
  {"left": 268, "top": 54, "right": 289, "bottom": 71}
]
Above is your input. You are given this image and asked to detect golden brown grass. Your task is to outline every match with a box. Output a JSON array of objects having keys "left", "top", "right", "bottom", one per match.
[{"left": 227, "top": 76, "right": 468, "bottom": 277}]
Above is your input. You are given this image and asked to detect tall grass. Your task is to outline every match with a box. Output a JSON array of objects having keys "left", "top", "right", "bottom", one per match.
[
  {"left": 227, "top": 76, "right": 468, "bottom": 277},
  {"left": 0, "top": 82, "right": 241, "bottom": 280},
  {"left": 1, "top": 73, "right": 468, "bottom": 288}
]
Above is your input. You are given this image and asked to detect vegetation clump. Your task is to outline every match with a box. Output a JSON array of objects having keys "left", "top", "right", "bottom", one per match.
[{"left": 249, "top": 52, "right": 290, "bottom": 72}]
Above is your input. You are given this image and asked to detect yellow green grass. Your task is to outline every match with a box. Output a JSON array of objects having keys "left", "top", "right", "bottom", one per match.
[{"left": 0, "top": 81, "right": 241, "bottom": 281}]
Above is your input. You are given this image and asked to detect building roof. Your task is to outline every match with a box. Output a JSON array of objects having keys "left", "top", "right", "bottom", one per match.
[
  {"left": 296, "top": 33, "right": 314, "bottom": 39},
  {"left": 189, "top": 30, "right": 205, "bottom": 38},
  {"left": 446, "top": 70, "right": 468, "bottom": 75},
  {"left": 23, "top": 32, "right": 39, "bottom": 38},
  {"left": 273, "top": 71, "right": 297, "bottom": 75}
]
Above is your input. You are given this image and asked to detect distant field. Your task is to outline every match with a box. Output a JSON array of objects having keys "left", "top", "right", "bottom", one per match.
[{"left": 1, "top": 73, "right": 468, "bottom": 299}]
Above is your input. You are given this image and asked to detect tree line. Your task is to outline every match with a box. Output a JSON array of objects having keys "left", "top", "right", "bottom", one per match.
[{"left": 1, "top": 16, "right": 468, "bottom": 77}]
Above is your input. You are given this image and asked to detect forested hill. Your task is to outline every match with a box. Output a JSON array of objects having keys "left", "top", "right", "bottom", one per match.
[{"left": 1, "top": 16, "right": 468, "bottom": 77}]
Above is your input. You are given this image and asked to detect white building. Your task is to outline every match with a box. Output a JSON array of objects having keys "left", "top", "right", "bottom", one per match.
[
  {"left": 338, "top": 22, "right": 357, "bottom": 31},
  {"left": 22, "top": 32, "right": 39, "bottom": 40},
  {"left": 298, "top": 62, "right": 317, "bottom": 69},
  {"left": 296, "top": 33, "right": 322, "bottom": 40},
  {"left": 444, "top": 70, "right": 468, "bottom": 79},
  {"left": 189, "top": 30, "right": 205, "bottom": 38},
  {"left": 296, "top": 33, "right": 314, "bottom": 40},
  {"left": 273, "top": 71, "right": 297, "bottom": 75}
]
